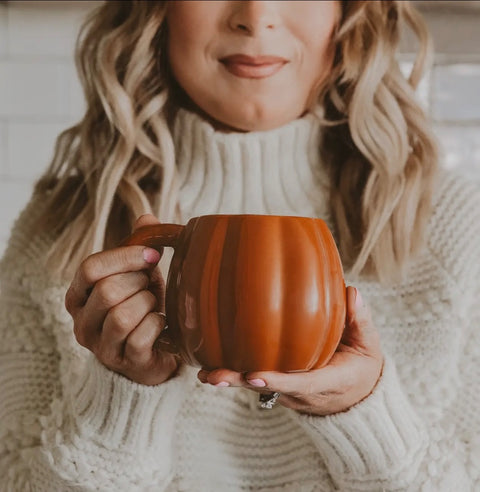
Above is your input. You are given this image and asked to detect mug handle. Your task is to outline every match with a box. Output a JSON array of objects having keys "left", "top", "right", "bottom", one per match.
[
  {"left": 122, "top": 223, "right": 185, "bottom": 354},
  {"left": 122, "top": 223, "right": 185, "bottom": 250}
]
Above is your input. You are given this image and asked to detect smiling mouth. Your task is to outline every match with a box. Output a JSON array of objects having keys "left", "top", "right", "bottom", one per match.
[{"left": 219, "top": 54, "right": 288, "bottom": 79}]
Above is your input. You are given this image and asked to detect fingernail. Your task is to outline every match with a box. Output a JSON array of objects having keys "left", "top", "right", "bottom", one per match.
[
  {"left": 214, "top": 381, "right": 230, "bottom": 387},
  {"left": 143, "top": 247, "right": 160, "bottom": 264},
  {"left": 247, "top": 378, "right": 266, "bottom": 387}
]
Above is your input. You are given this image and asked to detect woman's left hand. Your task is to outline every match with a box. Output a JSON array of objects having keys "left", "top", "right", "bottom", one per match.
[{"left": 197, "top": 286, "right": 384, "bottom": 415}]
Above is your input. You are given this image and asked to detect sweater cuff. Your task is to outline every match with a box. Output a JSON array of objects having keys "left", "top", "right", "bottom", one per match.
[
  {"left": 69, "top": 354, "right": 189, "bottom": 452},
  {"left": 294, "top": 357, "right": 427, "bottom": 489}
]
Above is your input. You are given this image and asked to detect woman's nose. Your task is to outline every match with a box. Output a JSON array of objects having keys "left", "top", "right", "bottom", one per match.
[{"left": 227, "top": 1, "right": 281, "bottom": 35}]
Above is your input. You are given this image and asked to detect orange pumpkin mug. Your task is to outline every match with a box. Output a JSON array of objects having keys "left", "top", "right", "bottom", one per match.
[{"left": 123, "top": 214, "right": 346, "bottom": 372}]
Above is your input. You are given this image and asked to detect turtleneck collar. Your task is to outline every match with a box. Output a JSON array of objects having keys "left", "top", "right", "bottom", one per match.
[{"left": 172, "top": 108, "right": 331, "bottom": 224}]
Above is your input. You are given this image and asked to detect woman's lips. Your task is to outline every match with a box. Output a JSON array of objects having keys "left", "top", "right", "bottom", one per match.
[{"left": 219, "top": 54, "right": 288, "bottom": 79}]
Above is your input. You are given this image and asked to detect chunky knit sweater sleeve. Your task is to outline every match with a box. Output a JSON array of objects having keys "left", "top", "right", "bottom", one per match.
[
  {"left": 0, "top": 198, "right": 191, "bottom": 491},
  {"left": 292, "top": 172, "right": 480, "bottom": 491}
]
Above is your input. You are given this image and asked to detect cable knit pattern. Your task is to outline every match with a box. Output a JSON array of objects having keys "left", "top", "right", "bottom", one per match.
[
  {"left": 173, "top": 109, "right": 331, "bottom": 222},
  {"left": 1, "top": 109, "right": 479, "bottom": 491}
]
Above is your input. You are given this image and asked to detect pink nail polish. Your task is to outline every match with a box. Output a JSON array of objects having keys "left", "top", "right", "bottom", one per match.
[
  {"left": 247, "top": 378, "right": 266, "bottom": 387},
  {"left": 143, "top": 248, "right": 160, "bottom": 264},
  {"left": 214, "top": 381, "right": 230, "bottom": 387}
]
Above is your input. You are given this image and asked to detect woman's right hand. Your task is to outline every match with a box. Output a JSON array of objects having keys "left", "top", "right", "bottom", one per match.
[{"left": 65, "top": 215, "right": 179, "bottom": 386}]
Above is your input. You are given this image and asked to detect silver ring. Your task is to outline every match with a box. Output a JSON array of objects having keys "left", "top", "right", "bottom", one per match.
[
  {"left": 156, "top": 312, "right": 167, "bottom": 322},
  {"left": 259, "top": 392, "right": 281, "bottom": 409}
]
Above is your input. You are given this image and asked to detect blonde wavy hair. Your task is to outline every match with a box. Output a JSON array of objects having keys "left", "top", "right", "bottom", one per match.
[{"left": 34, "top": 0, "right": 438, "bottom": 283}]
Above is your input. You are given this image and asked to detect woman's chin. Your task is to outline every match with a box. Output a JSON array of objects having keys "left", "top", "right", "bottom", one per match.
[
  {"left": 205, "top": 108, "right": 305, "bottom": 133},
  {"left": 175, "top": 89, "right": 305, "bottom": 133}
]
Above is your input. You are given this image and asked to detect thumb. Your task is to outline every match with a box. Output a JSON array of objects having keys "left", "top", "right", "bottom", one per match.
[
  {"left": 342, "top": 286, "right": 380, "bottom": 355},
  {"left": 127, "top": 214, "right": 164, "bottom": 257}
]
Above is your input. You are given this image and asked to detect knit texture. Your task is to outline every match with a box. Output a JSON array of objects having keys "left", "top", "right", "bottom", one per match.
[{"left": 1, "top": 109, "right": 479, "bottom": 491}]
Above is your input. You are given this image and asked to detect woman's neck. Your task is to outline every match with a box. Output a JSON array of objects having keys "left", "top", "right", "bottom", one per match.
[{"left": 172, "top": 108, "right": 332, "bottom": 225}]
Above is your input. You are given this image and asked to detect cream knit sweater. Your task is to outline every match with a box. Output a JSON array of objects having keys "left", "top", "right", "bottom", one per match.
[{"left": 1, "top": 109, "right": 480, "bottom": 492}]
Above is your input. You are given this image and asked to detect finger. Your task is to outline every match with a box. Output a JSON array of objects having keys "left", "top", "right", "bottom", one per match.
[
  {"left": 73, "top": 271, "right": 149, "bottom": 350},
  {"left": 66, "top": 245, "right": 161, "bottom": 313},
  {"left": 345, "top": 285, "right": 371, "bottom": 330},
  {"left": 244, "top": 366, "right": 344, "bottom": 397},
  {"left": 79, "top": 271, "right": 150, "bottom": 333},
  {"left": 197, "top": 368, "right": 246, "bottom": 387},
  {"left": 98, "top": 290, "right": 158, "bottom": 365},
  {"left": 148, "top": 268, "right": 166, "bottom": 312},
  {"left": 124, "top": 311, "right": 166, "bottom": 365},
  {"left": 343, "top": 286, "right": 380, "bottom": 355}
]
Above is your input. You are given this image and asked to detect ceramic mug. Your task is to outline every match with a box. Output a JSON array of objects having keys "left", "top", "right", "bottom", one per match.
[{"left": 123, "top": 214, "right": 346, "bottom": 372}]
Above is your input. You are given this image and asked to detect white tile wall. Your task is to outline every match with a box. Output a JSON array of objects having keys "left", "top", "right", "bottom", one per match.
[
  {"left": 432, "top": 64, "right": 480, "bottom": 122},
  {"left": 0, "top": 121, "right": 7, "bottom": 176},
  {"left": 0, "top": 61, "right": 72, "bottom": 118},
  {"left": 0, "top": 1, "right": 95, "bottom": 256},
  {"left": 0, "top": 4, "right": 7, "bottom": 57},
  {"left": 8, "top": 121, "right": 67, "bottom": 179},
  {"left": 434, "top": 125, "right": 480, "bottom": 180},
  {"left": 0, "top": 2, "right": 479, "bottom": 258},
  {"left": 7, "top": 1, "right": 97, "bottom": 57}
]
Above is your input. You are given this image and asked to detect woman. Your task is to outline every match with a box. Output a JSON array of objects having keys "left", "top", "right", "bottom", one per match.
[{"left": 1, "top": 1, "right": 479, "bottom": 490}]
